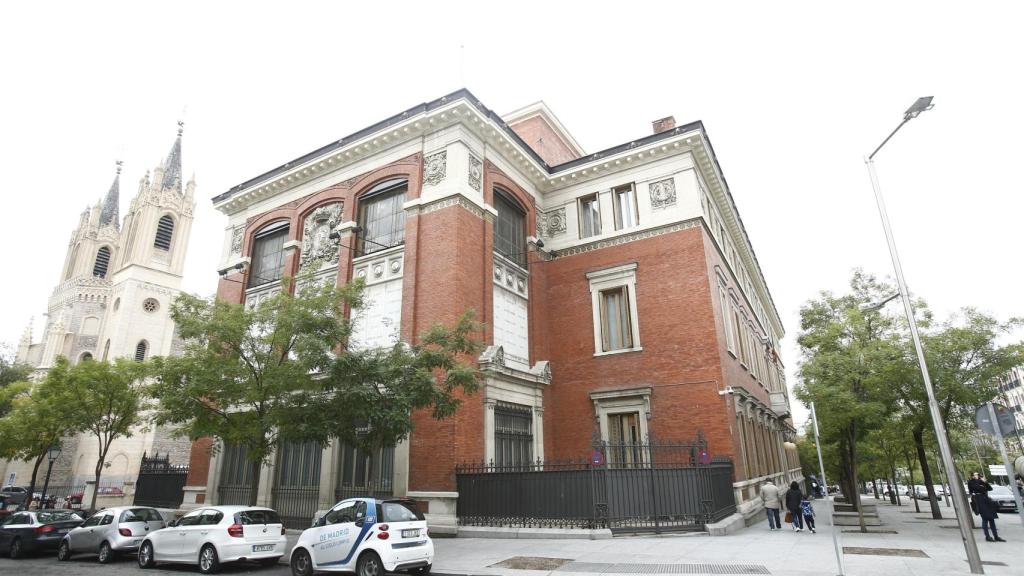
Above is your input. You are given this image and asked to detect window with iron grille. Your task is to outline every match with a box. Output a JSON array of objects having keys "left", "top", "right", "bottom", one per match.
[
  {"left": 494, "top": 401, "right": 533, "bottom": 468},
  {"left": 220, "top": 442, "right": 255, "bottom": 487},
  {"left": 134, "top": 340, "right": 148, "bottom": 362},
  {"left": 93, "top": 246, "right": 111, "bottom": 278},
  {"left": 154, "top": 215, "right": 175, "bottom": 250},
  {"left": 493, "top": 189, "right": 526, "bottom": 268},
  {"left": 248, "top": 221, "right": 289, "bottom": 287},
  {"left": 357, "top": 179, "right": 407, "bottom": 256},
  {"left": 275, "top": 441, "right": 322, "bottom": 487},
  {"left": 335, "top": 442, "right": 395, "bottom": 498}
]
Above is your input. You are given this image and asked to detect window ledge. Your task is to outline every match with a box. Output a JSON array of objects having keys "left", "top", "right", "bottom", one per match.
[
  {"left": 352, "top": 244, "right": 404, "bottom": 264},
  {"left": 727, "top": 349, "right": 737, "bottom": 359},
  {"left": 593, "top": 347, "right": 643, "bottom": 358}
]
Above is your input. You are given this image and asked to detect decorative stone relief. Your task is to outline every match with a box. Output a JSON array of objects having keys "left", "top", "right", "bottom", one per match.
[
  {"left": 230, "top": 226, "right": 244, "bottom": 255},
  {"left": 546, "top": 207, "right": 566, "bottom": 236},
  {"left": 468, "top": 154, "right": 482, "bottom": 191},
  {"left": 299, "top": 203, "right": 343, "bottom": 273},
  {"left": 649, "top": 178, "right": 677, "bottom": 209},
  {"left": 492, "top": 261, "right": 528, "bottom": 297},
  {"left": 423, "top": 150, "right": 447, "bottom": 186}
]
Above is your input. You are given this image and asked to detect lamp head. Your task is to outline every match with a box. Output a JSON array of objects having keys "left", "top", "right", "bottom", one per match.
[
  {"left": 904, "top": 96, "right": 934, "bottom": 121},
  {"left": 47, "top": 445, "right": 61, "bottom": 461}
]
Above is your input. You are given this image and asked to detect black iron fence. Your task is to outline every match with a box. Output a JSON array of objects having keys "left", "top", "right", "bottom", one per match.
[
  {"left": 334, "top": 479, "right": 393, "bottom": 503},
  {"left": 272, "top": 486, "right": 320, "bottom": 529},
  {"left": 36, "top": 483, "right": 87, "bottom": 509},
  {"left": 134, "top": 453, "right": 188, "bottom": 509},
  {"left": 217, "top": 485, "right": 254, "bottom": 506},
  {"left": 456, "top": 439, "right": 736, "bottom": 534}
]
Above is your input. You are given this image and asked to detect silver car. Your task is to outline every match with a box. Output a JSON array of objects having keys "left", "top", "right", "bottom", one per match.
[{"left": 58, "top": 506, "right": 166, "bottom": 563}]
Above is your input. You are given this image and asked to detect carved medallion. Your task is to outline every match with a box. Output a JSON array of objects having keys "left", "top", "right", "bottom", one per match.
[
  {"left": 423, "top": 150, "right": 447, "bottom": 186},
  {"left": 546, "top": 207, "right": 567, "bottom": 236},
  {"left": 649, "top": 178, "right": 677, "bottom": 209}
]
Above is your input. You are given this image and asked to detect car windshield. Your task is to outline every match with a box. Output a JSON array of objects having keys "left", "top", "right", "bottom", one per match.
[
  {"left": 37, "top": 511, "right": 82, "bottom": 523},
  {"left": 122, "top": 508, "right": 163, "bottom": 522},
  {"left": 236, "top": 509, "right": 281, "bottom": 525}
]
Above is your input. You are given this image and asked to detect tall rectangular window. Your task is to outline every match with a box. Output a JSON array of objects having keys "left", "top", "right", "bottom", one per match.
[
  {"left": 494, "top": 401, "right": 533, "bottom": 468},
  {"left": 613, "top": 184, "right": 637, "bottom": 230},
  {"left": 358, "top": 179, "right": 407, "bottom": 256},
  {"left": 578, "top": 193, "right": 601, "bottom": 238},
  {"left": 249, "top": 221, "right": 289, "bottom": 287},
  {"left": 493, "top": 190, "right": 526, "bottom": 268},
  {"left": 720, "top": 285, "right": 734, "bottom": 354},
  {"left": 599, "top": 286, "right": 634, "bottom": 352}
]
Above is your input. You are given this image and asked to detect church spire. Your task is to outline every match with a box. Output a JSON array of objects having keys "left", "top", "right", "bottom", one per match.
[
  {"left": 99, "top": 160, "right": 122, "bottom": 228},
  {"left": 161, "top": 121, "right": 184, "bottom": 193}
]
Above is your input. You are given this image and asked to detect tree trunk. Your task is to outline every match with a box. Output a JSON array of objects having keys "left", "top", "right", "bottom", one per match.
[
  {"left": 890, "top": 463, "right": 902, "bottom": 506},
  {"left": 849, "top": 424, "right": 867, "bottom": 532},
  {"left": 90, "top": 441, "right": 112, "bottom": 514},
  {"left": 871, "top": 478, "right": 880, "bottom": 499},
  {"left": 904, "top": 450, "right": 920, "bottom": 513},
  {"left": 21, "top": 453, "right": 45, "bottom": 511},
  {"left": 248, "top": 459, "right": 262, "bottom": 507},
  {"left": 913, "top": 426, "right": 942, "bottom": 519}
]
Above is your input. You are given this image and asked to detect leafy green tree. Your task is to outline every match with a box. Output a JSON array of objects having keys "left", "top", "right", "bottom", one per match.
[
  {"left": 890, "top": 309, "right": 1022, "bottom": 518},
  {"left": 0, "top": 357, "right": 78, "bottom": 509},
  {"left": 0, "top": 345, "right": 33, "bottom": 418},
  {"left": 149, "top": 278, "right": 482, "bottom": 506},
  {"left": 66, "top": 358, "right": 149, "bottom": 512},
  {"left": 795, "top": 271, "right": 902, "bottom": 531}
]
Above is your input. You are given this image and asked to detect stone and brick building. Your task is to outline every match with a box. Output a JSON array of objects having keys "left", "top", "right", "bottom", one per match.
[{"left": 183, "top": 90, "right": 800, "bottom": 527}]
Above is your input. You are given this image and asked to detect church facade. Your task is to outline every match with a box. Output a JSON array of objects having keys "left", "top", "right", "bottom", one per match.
[
  {"left": 184, "top": 90, "right": 800, "bottom": 529},
  {"left": 6, "top": 126, "right": 196, "bottom": 490}
]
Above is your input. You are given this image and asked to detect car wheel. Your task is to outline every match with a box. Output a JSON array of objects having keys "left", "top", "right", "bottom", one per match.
[
  {"left": 58, "top": 540, "right": 72, "bottom": 561},
  {"left": 198, "top": 544, "right": 220, "bottom": 574},
  {"left": 138, "top": 541, "right": 155, "bottom": 569},
  {"left": 291, "top": 549, "right": 313, "bottom": 576},
  {"left": 98, "top": 541, "right": 113, "bottom": 564},
  {"left": 357, "top": 551, "right": 384, "bottom": 576},
  {"left": 410, "top": 564, "right": 432, "bottom": 576}
]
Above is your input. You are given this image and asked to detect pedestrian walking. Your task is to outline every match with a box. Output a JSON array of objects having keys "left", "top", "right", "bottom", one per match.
[
  {"left": 968, "top": 472, "right": 1005, "bottom": 542},
  {"left": 800, "top": 498, "right": 816, "bottom": 533},
  {"left": 760, "top": 479, "right": 782, "bottom": 530},
  {"left": 785, "top": 481, "right": 804, "bottom": 531}
]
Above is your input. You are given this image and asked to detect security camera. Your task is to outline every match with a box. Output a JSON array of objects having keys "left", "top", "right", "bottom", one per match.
[{"left": 718, "top": 386, "right": 735, "bottom": 396}]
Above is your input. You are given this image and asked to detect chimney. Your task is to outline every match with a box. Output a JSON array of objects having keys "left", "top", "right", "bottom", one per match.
[{"left": 652, "top": 116, "right": 676, "bottom": 134}]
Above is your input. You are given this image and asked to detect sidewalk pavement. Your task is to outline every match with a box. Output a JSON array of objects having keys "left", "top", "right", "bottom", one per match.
[{"left": 428, "top": 496, "right": 1022, "bottom": 576}]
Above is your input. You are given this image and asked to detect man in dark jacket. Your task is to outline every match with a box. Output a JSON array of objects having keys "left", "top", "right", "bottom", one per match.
[
  {"left": 785, "top": 481, "right": 804, "bottom": 531},
  {"left": 969, "top": 473, "right": 1005, "bottom": 542}
]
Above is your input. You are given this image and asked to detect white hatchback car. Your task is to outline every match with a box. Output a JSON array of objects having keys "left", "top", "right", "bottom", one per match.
[
  {"left": 137, "top": 505, "right": 286, "bottom": 574},
  {"left": 290, "top": 498, "right": 432, "bottom": 576}
]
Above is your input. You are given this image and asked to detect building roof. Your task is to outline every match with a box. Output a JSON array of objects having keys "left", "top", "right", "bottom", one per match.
[{"left": 98, "top": 163, "right": 121, "bottom": 228}]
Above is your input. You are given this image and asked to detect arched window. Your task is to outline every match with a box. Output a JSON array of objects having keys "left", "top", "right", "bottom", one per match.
[
  {"left": 154, "top": 215, "right": 175, "bottom": 250},
  {"left": 248, "top": 221, "right": 289, "bottom": 287},
  {"left": 79, "top": 352, "right": 93, "bottom": 363},
  {"left": 493, "top": 188, "right": 526, "bottom": 268},
  {"left": 93, "top": 246, "right": 111, "bottom": 278},
  {"left": 134, "top": 340, "right": 148, "bottom": 362},
  {"left": 357, "top": 178, "right": 407, "bottom": 256}
]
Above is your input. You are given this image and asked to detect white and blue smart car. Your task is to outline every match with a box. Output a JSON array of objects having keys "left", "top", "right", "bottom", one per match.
[{"left": 289, "top": 498, "right": 432, "bottom": 576}]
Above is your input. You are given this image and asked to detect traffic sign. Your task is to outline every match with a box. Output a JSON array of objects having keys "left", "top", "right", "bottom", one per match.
[
  {"left": 590, "top": 450, "right": 605, "bottom": 466},
  {"left": 976, "top": 403, "right": 1016, "bottom": 437}
]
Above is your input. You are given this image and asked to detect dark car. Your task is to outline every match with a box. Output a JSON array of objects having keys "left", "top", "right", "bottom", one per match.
[
  {"left": 0, "top": 510, "right": 84, "bottom": 559},
  {"left": 0, "top": 487, "right": 32, "bottom": 506}
]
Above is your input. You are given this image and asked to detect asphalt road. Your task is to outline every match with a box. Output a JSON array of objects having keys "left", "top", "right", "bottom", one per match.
[{"left": 0, "top": 553, "right": 292, "bottom": 575}]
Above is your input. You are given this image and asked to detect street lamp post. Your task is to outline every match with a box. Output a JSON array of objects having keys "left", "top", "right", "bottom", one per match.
[
  {"left": 40, "top": 444, "right": 61, "bottom": 510},
  {"left": 865, "top": 96, "right": 984, "bottom": 574}
]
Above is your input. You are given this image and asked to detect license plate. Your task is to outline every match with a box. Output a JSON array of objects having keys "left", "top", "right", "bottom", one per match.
[
  {"left": 252, "top": 544, "right": 275, "bottom": 552},
  {"left": 402, "top": 529, "right": 419, "bottom": 538}
]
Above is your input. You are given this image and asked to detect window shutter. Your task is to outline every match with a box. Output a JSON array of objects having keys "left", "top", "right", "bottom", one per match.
[{"left": 92, "top": 246, "right": 111, "bottom": 278}]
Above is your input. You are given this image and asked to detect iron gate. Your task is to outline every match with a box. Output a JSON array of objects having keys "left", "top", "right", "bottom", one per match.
[
  {"left": 456, "top": 436, "right": 736, "bottom": 533},
  {"left": 133, "top": 453, "right": 188, "bottom": 509}
]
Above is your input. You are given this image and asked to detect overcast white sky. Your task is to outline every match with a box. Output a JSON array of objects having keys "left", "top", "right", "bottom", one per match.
[{"left": 2, "top": 1, "right": 1021, "bottom": 431}]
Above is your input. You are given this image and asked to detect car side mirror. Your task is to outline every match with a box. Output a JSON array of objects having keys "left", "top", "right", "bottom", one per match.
[
  {"left": 315, "top": 516, "right": 327, "bottom": 527},
  {"left": 168, "top": 518, "right": 178, "bottom": 527},
  {"left": 354, "top": 518, "right": 364, "bottom": 527}
]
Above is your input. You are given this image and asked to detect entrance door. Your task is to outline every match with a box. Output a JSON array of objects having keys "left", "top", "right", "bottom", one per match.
[{"left": 608, "top": 412, "right": 643, "bottom": 466}]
